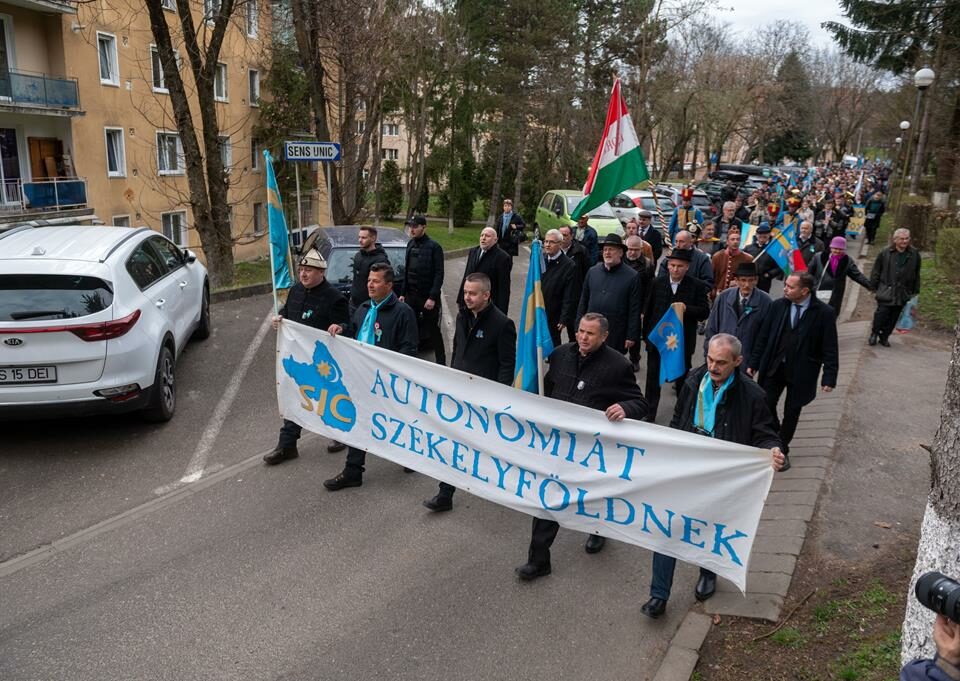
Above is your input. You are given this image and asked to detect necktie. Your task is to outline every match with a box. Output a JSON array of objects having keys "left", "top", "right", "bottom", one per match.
[
  {"left": 477, "top": 248, "right": 484, "bottom": 263},
  {"left": 792, "top": 303, "right": 801, "bottom": 328},
  {"left": 741, "top": 297, "right": 748, "bottom": 313}
]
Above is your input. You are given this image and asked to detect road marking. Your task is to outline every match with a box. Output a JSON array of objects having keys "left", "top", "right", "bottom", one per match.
[{"left": 154, "top": 311, "right": 272, "bottom": 495}]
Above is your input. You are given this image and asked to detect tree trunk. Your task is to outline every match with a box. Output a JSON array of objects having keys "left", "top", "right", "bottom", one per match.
[
  {"left": 901, "top": 320, "right": 960, "bottom": 665},
  {"left": 513, "top": 125, "right": 527, "bottom": 210},
  {"left": 933, "top": 90, "right": 960, "bottom": 195},
  {"left": 487, "top": 132, "right": 506, "bottom": 228}
]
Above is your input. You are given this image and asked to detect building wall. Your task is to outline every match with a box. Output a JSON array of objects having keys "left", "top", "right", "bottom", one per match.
[{"left": 1, "top": 3, "right": 52, "bottom": 74}]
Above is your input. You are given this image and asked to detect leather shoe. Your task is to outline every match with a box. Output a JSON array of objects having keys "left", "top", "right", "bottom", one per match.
[
  {"left": 879, "top": 337, "right": 891, "bottom": 347},
  {"left": 263, "top": 446, "right": 298, "bottom": 465},
  {"left": 323, "top": 471, "right": 362, "bottom": 491},
  {"left": 423, "top": 495, "right": 453, "bottom": 512},
  {"left": 695, "top": 573, "right": 717, "bottom": 601},
  {"left": 641, "top": 597, "right": 667, "bottom": 619},
  {"left": 327, "top": 440, "right": 347, "bottom": 453},
  {"left": 868, "top": 333, "right": 878, "bottom": 346},
  {"left": 515, "top": 562, "right": 551, "bottom": 581},
  {"left": 584, "top": 535, "right": 606, "bottom": 554}
]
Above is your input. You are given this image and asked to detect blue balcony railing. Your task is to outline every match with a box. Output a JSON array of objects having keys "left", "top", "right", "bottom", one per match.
[
  {"left": 0, "top": 70, "right": 80, "bottom": 109},
  {"left": 0, "top": 178, "right": 87, "bottom": 212}
]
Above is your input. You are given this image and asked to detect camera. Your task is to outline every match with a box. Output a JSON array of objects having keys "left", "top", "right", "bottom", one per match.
[{"left": 915, "top": 572, "right": 960, "bottom": 624}]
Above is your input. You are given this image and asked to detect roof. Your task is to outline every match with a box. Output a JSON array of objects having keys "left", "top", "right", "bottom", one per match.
[
  {"left": 0, "top": 225, "right": 146, "bottom": 263},
  {"left": 548, "top": 189, "right": 584, "bottom": 197}
]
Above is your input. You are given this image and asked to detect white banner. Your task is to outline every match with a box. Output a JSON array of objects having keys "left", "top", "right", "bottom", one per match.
[{"left": 277, "top": 321, "right": 775, "bottom": 592}]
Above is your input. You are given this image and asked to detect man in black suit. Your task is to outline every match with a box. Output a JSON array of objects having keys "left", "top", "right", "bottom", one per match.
[
  {"left": 637, "top": 209, "right": 664, "bottom": 262},
  {"left": 423, "top": 273, "right": 516, "bottom": 513},
  {"left": 541, "top": 229, "right": 579, "bottom": 348},
  {"left": 576, "top": 233, "right": 643, "bottom": 355},
  {"left": 457, "top": 227, "right": 512, "bottom": 314},
  {"left": 495, "top": 198, "right": 526, "bottom": 257},
  {"left": 515, "top": 313, "right": 649, "bottom": 581},
  {"left": 643, "top": 248, "right": 710, "bottom": 423},
  {"left": 559, "top": 225, "right": 589, "bottom": 340},
  {"left": 748, "top": 270, "right": 839, "bottom": 467}
]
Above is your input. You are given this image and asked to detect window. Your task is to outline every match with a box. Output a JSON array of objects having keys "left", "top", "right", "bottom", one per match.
[
  {"left": 126, "top": 242, "right": 168, "bottom": 289},
  {"left": 219, "top": 135, "right": 232, "bottom": 171},
  {"left": 250, "top": 137, "right": 261, "bottom": 170},
  {"left": 151, "top": 47, "right": 167, "bottom": 92},
  {"left": 161, "top": 0, "right": 175, "bottom": 10},
  {"left": 382, "top": 123, "right": 399, "bottom": 136},
  {"left": 151, "top": 235, "right": 185, "bottom": 270},
  {"left": 355, "top": 120, "right": 366, "bottom": 135},
  {"left": 161, "top": 211, "right": 188, "bottom": 247},
  {"left": 97, "top": 33, "right": 119, "bottom": 86},
  {"left": 248, "top": 69, "right": 259, "bottom": 106},
  {"left": 214, "top": 62, "right": 228, "bottom": 101},
  {"left": 245, "top": 0, "right": 258, "bottom": 36},
  {"left": 253, "top": 202, "right": 264, "bottom": 235},
  {"left": 112, "top": 215, "right": 131, "bottom": 227},
  {"left": 381, "top": 148, "right": 398, "bottom": 161},
  {"left": 203, "top": 0, "right": 221, "bottom": 21},
  {"left": 157, "top": 132, "right": 184, "bottom": 174},
  {"left": 104, "top": 128, "right": 126, "bottom": 177}
]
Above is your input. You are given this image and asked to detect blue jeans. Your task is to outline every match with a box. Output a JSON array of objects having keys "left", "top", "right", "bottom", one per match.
[{"left": 651, "top": 552, "right": 715, "bottom": 600}]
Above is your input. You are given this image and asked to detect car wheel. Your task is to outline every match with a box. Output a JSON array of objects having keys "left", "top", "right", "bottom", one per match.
[
  {"left": 193, "top": 284, "right": 211, "bottom": 340},
  {"left": 142, "top": 345, "right": 176, "bottom": 423}
]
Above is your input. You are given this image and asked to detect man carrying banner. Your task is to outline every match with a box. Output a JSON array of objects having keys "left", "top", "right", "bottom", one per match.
[
  {"left": 640, "top": 333, "right": 786, "bottom": 619},
  {"left": 643, "top": 249, "right": 710, "bottom": 422},
  {"left": 324, "top": 263, "right": 419, "bottom": 490},
  {"left": 515, "top": 312, "right": 649, "bottom": 580},
  {"left": 423, "top": 273, "right": 517, "bottom": 512},
  {"left": 265, "top": 249, "right": 350, "bottom": 465}
]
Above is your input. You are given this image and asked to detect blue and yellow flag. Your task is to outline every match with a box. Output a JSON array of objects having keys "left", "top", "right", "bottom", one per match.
[
  {"left": 758, "top": 221, "right": 799, "bottom": 276},
  {"left": 513, "top": 240, "right": 555, "bottom": 394},
  {"left": 264, "top": 150, "right": 293, "bottom": 291},
  {"left": 649, "top": 303, "right": 686, "bottom": 384}
]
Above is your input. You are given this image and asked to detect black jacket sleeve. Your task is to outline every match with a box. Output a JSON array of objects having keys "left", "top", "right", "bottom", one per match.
[
  {"left": 846, "top": 259, "right": 873, "bottom": 290},
  {"left": 560, "top": 264, "right": 578, "bottom": 328},
  {"left": 749, "top": 306, "right": 775, "bottom": 372},
  {"left": 749, "top": 387, "right": 782, "bottom": 450},
  {"left": 495, "top": 253, "right": 512, "bottom": 314},
  {"left": 330, "top": 292, "right": 350, "bottom": 327},
  {"left": 576, "top": 269, "right": 591, "bottom": 324},
  {"left": 397, "top": 304, "right": 420, "bottom": 357},
  {"left": 429, "top": 241, "right": 444, "bottom": 301},
  {"left": 615, "top": 372, "right": 649, "bottom": 420},
  {"left": 498, "top": 319, "right": 518, "bottom": 385},
  {"left": 687, "top": 280, "right": 710, "bottom": 322},
  {"left": 627, "top": 272, "right": 642, "bottom": 343},
  {"left": 820, "top": 306, "right": 839, "bottom": 388}
]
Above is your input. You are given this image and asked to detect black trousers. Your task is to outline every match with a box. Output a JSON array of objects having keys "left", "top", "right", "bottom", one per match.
[
  {"left": 864, "top": 219, "right": 881, "bottom": 243},
  {"left": 873, "top": 303, "right": 905, "bottom": 340},
  {"left": 409, "top": 293, "right": 446, "bottom": 365},
  {"left": 277, "top": 419, "right": 302, "bottom": 448},
  {"left": 528, "top": 517, "right": 561, "bottom": 566},
  {"left": 344, "top": 447, "right": 367, "bottom": 475},
  {"left": 644, "top": 345, "right": 693, "bottom": 421},
  {"left": 437, "top": 481, "right": 456, "bottom": 499},
  {"left": 761, "top": 363, "right": 803, "bottom": 452}
]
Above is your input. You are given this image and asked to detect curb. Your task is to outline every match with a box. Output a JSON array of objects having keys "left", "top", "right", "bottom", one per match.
[{"left": 211, "top": 283, "right": 273, "bottom": 304}]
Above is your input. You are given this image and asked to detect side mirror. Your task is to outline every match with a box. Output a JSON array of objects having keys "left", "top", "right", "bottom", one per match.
[{"left": 183, "top": 249, "right": 197, "bottom": 263}]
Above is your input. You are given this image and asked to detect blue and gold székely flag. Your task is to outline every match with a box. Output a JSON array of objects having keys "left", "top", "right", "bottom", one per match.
[
  {"left": 649, "top": 303, "right": 686, "bottom": 384},
  {"left": 513, "top": 240, "right": 555, "bottom": 394},
  {"left": 264, "top": 150, "right": 293, "bottom": 291}
]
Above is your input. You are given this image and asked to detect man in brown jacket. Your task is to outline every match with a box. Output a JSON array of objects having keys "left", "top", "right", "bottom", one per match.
[{"left": 710, "top": 226, "right": 754, "bottom": 302}]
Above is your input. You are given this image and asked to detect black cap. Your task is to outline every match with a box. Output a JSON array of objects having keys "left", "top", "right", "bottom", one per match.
[
  {"left": 756, "top": 222, "right": 772, "bottom": 234},
  {"left": 667, "top": 248, "right": 692, "bottom": 262},
  {"left": 599, "top": 233, "right": 627, "bottom": 250},
  {"left": 734, "top": 261, "right": 758, "bottom": 278},
  {"left": 406, "top": 215, "right": 427, "bottom": 226}
]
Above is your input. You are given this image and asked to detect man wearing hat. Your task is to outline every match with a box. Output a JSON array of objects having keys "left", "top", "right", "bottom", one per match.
[
  {"left": 783, "top": 196, "right": 802, "bottom": 230},
  {"left": 264, "top": 249, "right": 350, "bottom": 465},
  {"left": 643, "top": 247, "right": 710, "bottom": 422},
  {"left": 710, "top": 225, "right": 753, "bottom": 301},
  {"left": 743, "top": 222, "right": 779, "bottom": 293},
  {"left": 576, "top": 233, "right": 643, "bottom": 354},
  {"left": 704, "top": 261, "right": 772, "bottom": 363},
  {"left": 667, "top": 187, "right": 704, "bottom": 245},
  {"left": 637, "top": 209, "right": 664, "bottom": 261},
  {"left": 400, "top": 215, "right": 446, "bottom": 365},
  {"left": 657, "top": 229, "right": 714, "bottom": 290},
  {"left": 815, "top": 196, "right": 845, "bottom": 242}
]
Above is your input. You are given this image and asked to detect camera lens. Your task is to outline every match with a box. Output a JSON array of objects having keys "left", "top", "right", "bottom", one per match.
[{"left": 915, "top": 572, "right": 960, "bottom": 624}]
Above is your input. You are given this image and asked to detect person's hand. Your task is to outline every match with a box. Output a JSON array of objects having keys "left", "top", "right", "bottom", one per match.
[
  {"left": 770, "top": 447, "right": 786, "bottom": 471},
  {"left": 605, "top": 403, "right": 626, "bottom": 422},
  {"left": 424, "top": 299, "right": 436, "bottom": 311},
  {"left": 272, "top": 315, "right": 282, "bottom": 330},
  {"left": 625, "top": 340, "right": 635, "bottom": 350},
  {"left": 746, "top": 367, "right": 756, "bottom": 378},
  {"left": 328, "top": 324, "right": 343, "bottom": 337},
  {"left": 399, "top": 295, "right": 405, "bottom": 302},
  {"left": 557, "top": 323, "right": 565, "bottom": 332},
  {"left": 822, "top": 385, "right": 834, "bottom": 393},
  {"left": 934, "top": 614, "right": 960, "bottom": 667}
]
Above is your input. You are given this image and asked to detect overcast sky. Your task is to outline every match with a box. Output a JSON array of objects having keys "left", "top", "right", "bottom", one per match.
[{"left": 711, "top": 0, "right": 848, "bottom": 48}]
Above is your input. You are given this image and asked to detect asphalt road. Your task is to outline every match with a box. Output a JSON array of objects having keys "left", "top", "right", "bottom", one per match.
[{"left": 0, "top": 248, "right": 700, "bottom": 681}]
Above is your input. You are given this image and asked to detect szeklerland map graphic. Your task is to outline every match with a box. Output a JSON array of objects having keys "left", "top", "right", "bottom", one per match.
[{"left": 282, "top": 341, "right": 357, "bottom": 432}]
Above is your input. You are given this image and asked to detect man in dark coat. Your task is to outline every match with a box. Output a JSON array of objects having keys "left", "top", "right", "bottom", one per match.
[
  {"left": 643, "top": 248, "right": 710, "bottom": 422},
  {"left": 703, "top": 261, "right": 772, "bottom": 363},
  {"left": 869, "top": 228, "right": 921, "bottom": 347},
  {"left": 456, "top": 227, "right": 512, "bottom": 315},
  {"left": 640, "top": 333, "right": 786, "bottom": 619},
  {"left": 637, "top": 209, "right": 664, "bottom": 262},
  {"left": 541, "top": 229, "right": 579, "bottom": 348},
  {"left": 712, "top": 201, "right": 743, "bottom": 244},
  {"left": 657, "top": 229, "right": 714, "bottom": 289},
  {"left": 748, "top": 271, "right": 839, "bottom": 463},
  {"left": 423, "top": 273, "right": 517, "bottom": 513},
  {"left": 399, "top": 216, "right": 446, "bottom": 365},
  {"left": 495, "top": 198, "right": 526, "bottom": 257},
  {"left": 742, "top": 222, "right": 781, "bottom": 293},
  {"left": 796, "top": 221, "right": 825, "bottom": 269},
  {"left": 350, "top": 226, "right": 390, "bottom": 312},
  {"left": 265, "top": 249, "right": 350, "bottom": 465},
  {"left": 814, "top": 196, "right": 847, "bottom": 242},
  {"left": 324, "top": 263, "right": 419, "bottom": 490},
  {"left": 863, "top": 192, "right": 886, "bottom": 244},
  {"left": 559, "top": 225, "right": 590, "bottom": 342},
  {"left": 625, "top": 235, "right": 655, "bottom": 371},
  {"left": 576, "top": 233, "right": 643, "bottom": 355},
  {"left": 515, "top": 313, "right": 649, "bottom": 581},
  {"left": 576, "top": 214, "right": 600, "bottom": 265}
]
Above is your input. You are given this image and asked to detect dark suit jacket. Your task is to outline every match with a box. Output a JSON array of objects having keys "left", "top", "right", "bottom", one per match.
[
  {"left": 451, "top": 304, "right": 517, "bottom": 385},
  {"left": 541, "top": 252, "right": 579, "bottom": 346},
  {"left": 495, "top": 212, "right": 526, "bottom": 257},
  {"left": 456, "top": 244, "right": 512, "bottom": 314},
  {"left": 544, "top": 343, "right": 648, "bottom": 419},
  {"left": 749, "top": 296, "right": 839, "bottom": 406},
  {"left": 639, "top": 226, "right": 664, "bottom": 262},
  {"left": 563, "top": 241, "right": 591, "bottom": 284},
  {"left": 643, "top": 274, "right": 710, "bottom": 358}
]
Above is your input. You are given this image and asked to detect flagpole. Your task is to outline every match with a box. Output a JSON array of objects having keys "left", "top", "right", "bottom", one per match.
[{"left": 536, "top": 345, "right": 545, "bottom": 397}]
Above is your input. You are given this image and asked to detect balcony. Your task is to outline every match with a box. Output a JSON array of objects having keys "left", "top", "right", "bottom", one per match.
[
  {"left": 0, "top": 70, "right": 82, "bottom": 115},
  {"left": 1, "top": 177, "right": 88, "bottom": 213}
]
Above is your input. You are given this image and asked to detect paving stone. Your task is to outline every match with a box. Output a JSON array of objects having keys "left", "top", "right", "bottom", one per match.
[
  {"left": 787, "top": 448, "right": 829, "bottom": 459},
  {"left": 790, "top": 437, "right": 835, "bottom": 449},
  {"left": 790, "top": 428, "right": 837, "bottom": 439},
  {"left": 757, "top": 519, "right": 808, "bottom": 536},
  {"left": 671, "top": 611, "right": 713, "bottom": 651},
  {"left": 769, "top": 478, "right": 821, "bottom": 493},
  {"left": 760, "top": 504, "right": 815, "bottom": 521},
  {"left": 652, "top": 646, "right": 699, "bottom": 681},
  {"left": 753, "top": 533, "right": 806, "bottom": 555},
  {"left": 765, "top": 490, "right": 819, "bottom": 507},
  {"left": 704, "top": 592, "right": 783, "bottom": 622},
  {"left": 789, "top": 456, "right": 830, "bottom": 468},
  {"left": 719, "top": 571, "right": 793, "bottom": 597},
  {"left": 775, "top": 466, "right": 826, "bottom": 481},
  {"left": 749, "top": 552, "right": 797, "bottom": 574}
]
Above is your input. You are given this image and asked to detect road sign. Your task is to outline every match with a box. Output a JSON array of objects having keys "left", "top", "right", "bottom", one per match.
[{"left": 284, "top": 141, "right": 341, "bottom": 162}]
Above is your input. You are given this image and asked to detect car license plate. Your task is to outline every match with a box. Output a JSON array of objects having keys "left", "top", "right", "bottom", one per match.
[{"left": 0, "top": 366, "right": 58, "bottom": 385}]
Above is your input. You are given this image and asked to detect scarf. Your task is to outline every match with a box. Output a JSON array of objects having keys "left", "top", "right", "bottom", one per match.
[
  {"left": 357, "top": 296, "right": 388, "bottom": 345},
  {"left": 828, "top": 254, "right": 842, "bottom": 275},
  {"left": 694, "top": 371, "right": 735, "bottom": 436}
]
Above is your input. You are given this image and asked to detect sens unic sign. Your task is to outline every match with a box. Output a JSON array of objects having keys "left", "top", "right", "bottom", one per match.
[{"left": 283, "top": 141, "right": 341, "bottom": 162}]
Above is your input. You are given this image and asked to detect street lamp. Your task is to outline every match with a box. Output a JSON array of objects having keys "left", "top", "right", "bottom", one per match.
[
  {"left": 896, "top": 119, "right": 913, "bottom": 209},
  {"left": 893, "top": 136, "right": 903, "bottom": 175},
  {"left": 909, "top": 67, "right": 936, "bottom": 195}
]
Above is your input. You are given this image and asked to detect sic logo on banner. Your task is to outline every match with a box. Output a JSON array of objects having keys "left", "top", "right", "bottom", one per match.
[{"left": 282, "top": 341, "right": 356, "bottom": 431}]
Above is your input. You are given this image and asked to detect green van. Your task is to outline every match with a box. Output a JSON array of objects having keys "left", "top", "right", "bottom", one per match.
[{"left": 535, "top": 190, "right": 625, "bottom": 237}]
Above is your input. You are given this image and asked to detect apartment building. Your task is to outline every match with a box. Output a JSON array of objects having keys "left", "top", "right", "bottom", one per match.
[{"left": 0, "top": 0, "right": 269, "bottom": 261}]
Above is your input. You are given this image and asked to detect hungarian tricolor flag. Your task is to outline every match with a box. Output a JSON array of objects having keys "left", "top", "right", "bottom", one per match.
[{"left": 570, "top": 79, "right": 650, "bottom": 220}]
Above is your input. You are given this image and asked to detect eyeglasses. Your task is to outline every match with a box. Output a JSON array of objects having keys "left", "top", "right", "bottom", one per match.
[{"left": 543, "top": 239, "right": 561, "bottom": 244}]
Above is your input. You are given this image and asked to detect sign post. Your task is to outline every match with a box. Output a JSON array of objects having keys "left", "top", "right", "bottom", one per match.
[{"left": 284, "top": 141, "right": 341, "bottom": 228}]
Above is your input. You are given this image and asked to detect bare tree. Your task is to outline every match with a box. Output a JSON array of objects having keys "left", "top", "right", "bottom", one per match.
[{"left": 809, "top": 48, "right": 883, "bottom": 160}]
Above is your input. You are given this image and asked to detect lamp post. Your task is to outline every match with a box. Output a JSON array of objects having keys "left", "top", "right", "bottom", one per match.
[
  {"left": 896, "top": 120, "right": 911, "bottom": 209},
  {"left": 909, "top": 67, "right": 936, "bottom": 195}
]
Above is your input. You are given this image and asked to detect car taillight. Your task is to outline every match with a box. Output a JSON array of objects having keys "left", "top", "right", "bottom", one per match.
[{"left": 69, "top": 309, "right": 142, "bottom": 342}]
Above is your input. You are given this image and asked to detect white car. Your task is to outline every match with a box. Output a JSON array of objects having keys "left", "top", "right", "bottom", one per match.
[
  {"left": 609, "top": 190, "right": 676, "bottom": 227},
  {"left": 0, "top": 225, "right": 210, "bottom": 421}
]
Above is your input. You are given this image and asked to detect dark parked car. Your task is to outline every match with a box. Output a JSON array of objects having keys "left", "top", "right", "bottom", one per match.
[{"left": 298, "top": 225, "right": 409, "bottom": 297}]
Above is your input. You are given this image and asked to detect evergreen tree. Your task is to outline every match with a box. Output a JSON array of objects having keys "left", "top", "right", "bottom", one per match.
[{"left": 379, "top": 161, "right": 403, "bottom": 219}]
